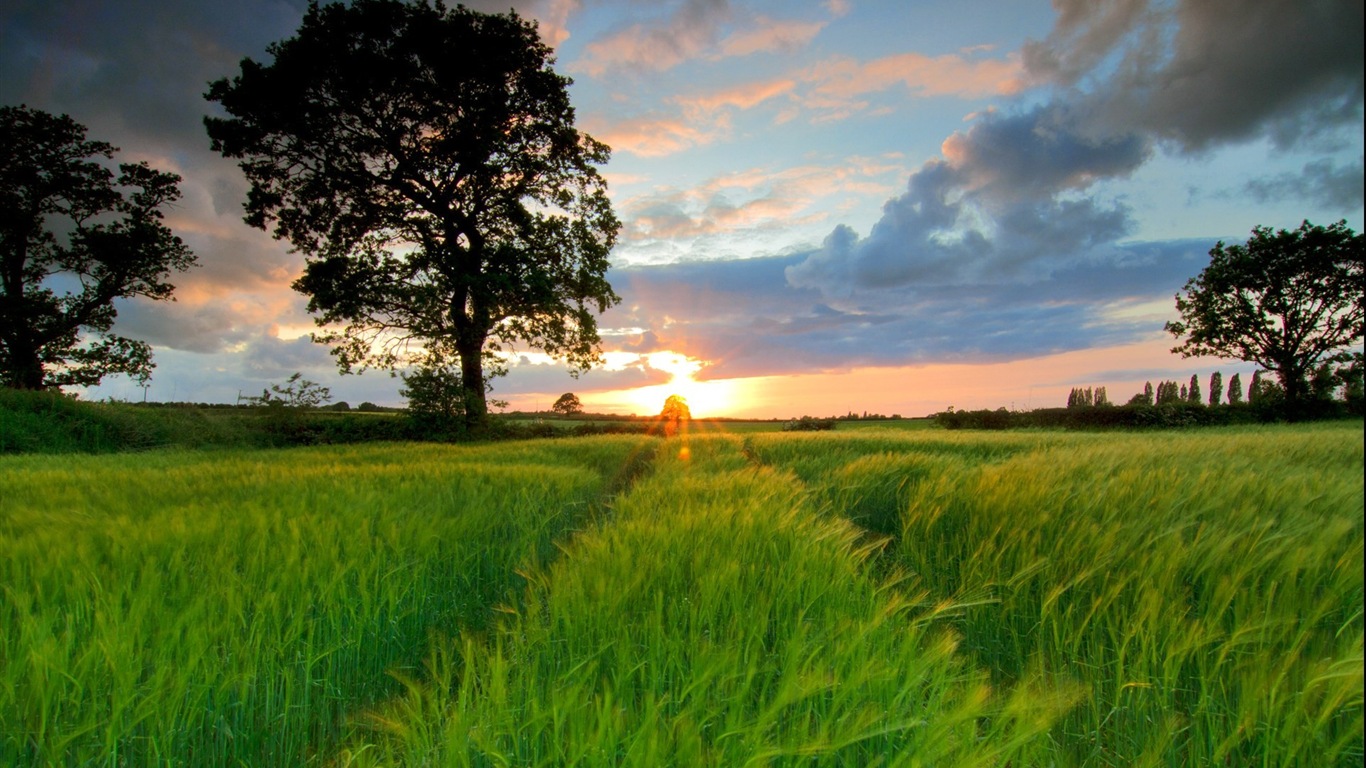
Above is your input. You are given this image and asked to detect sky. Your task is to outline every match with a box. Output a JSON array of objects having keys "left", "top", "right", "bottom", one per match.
[{"left": 2, "top": 0, "right": 1362, "bottom": 418}]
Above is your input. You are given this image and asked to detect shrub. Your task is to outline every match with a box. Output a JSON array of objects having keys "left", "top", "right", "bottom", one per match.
[{"left": 783, "top": 416, "right": 836, "bottom": 431}]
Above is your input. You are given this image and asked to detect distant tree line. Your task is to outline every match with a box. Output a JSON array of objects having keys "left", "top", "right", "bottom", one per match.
[{"left": 942, "top": 361, "right": 1362, "bottom": 431}]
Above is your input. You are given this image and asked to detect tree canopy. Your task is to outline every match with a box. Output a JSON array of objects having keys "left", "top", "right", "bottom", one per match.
[
  {"left": 552, "top": 392, "right": 582, "bottom": 415},
  {"left": 205, "top": 0, "right": 620, "bottom": 433},
  {"left": 1166, "top": 220, "right": 1364, "bottom": 406},
  {"left": 0, "top": 105, "right": 196, "bottom": 390}
]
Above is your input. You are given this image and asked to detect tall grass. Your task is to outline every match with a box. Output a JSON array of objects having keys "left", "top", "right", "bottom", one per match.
[
  {"left": 749, "top": 423, "right": 1364, "bottom": 766},
  {"left": 5, "top": 423, "right": 1359, "bottom": 766},
  {"left": 342, "top": 435, "right": 1068, "bottom": 766},
  {"left": 0, "top": 437, "right": 647, "bottom": 765}
]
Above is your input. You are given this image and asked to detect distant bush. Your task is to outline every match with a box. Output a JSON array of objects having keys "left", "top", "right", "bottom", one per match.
[{"left": 783, "top": 416, "right": 836, "bottom": 431}]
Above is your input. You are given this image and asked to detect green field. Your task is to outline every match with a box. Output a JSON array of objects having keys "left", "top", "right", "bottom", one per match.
[{"left": 2, "top": 423, "right": 1361, "bottom": 766}]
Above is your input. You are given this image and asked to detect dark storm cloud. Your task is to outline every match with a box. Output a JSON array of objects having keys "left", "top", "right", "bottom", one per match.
[
  {"left": 0, "top": 0, "right": 308, "bottom": 146},
  {"left": 1023, "top": 0, "right": 1364, "bottom": 152}
]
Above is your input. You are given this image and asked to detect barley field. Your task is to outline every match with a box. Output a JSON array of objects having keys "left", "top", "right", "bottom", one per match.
[{"left": 2, "top": 423, "right": 1361, "bottom": 766}]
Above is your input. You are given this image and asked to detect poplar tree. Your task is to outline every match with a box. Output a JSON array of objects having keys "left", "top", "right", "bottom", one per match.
[{"left": 1228, "top": 372, "right": 1243, "bottom": 404}]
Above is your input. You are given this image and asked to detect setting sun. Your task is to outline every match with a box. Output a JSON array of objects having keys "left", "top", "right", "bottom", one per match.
[{"left": 617, "top": 352, "right": 750, "bottom": 417}]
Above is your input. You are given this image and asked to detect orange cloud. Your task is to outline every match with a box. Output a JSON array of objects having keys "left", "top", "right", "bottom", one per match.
[
  {"left": 587, "top": 114, "right": 730, "bottom": 158},
  {"left": 675, "top": 77, "right": 796, "bottom": 116}
]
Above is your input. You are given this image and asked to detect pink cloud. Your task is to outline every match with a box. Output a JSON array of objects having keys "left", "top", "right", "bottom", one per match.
[{"left": 800, "top": 51, "right": 1026, "bottom": 112}]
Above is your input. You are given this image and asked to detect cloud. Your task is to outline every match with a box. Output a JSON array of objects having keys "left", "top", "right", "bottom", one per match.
[
  {"left": 1022, "top": 0, "right": 1365, "bottom": 152},
  {"left": 574, "top": 0, "right": 732, "bottom": 77},
  {"left": 786, "top": 105, "right": 1149, "bottom": 294},
  {"left": 599, "top": 239, "right": 1206, "bottom": 381},
  {"left": 597, "top": 47, "right": 1026, "bottom": 157},
  {"left": 797, "top": 49, "right": 1026, "bottom": 115},
  {"left": 572, "top": 1, "right": 842, "bottom": 78},
  {"left": 586, "top": 113, "right": 730, "bottom": 157},
  {"left": 1242, "top": 159, "right": 1366, "bottom": 211},
  {"left": 675, "top": 77, "right": 796, "bottom": 115},
  {"left": 611, "top": 155, "right": 907, "bottom": 262},
  {"left": 716, "top": 16, "right": 825, "bottom": 58}
]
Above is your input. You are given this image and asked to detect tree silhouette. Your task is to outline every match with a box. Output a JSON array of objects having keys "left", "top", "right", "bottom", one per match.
[
  {"left": 206, "top": 1, "right": 619, "bottom": 433},
  {"left": 1167, "top": 220, "right": 1364, "bottom": 408},
  {"left": 552, "top": 392, "right": 582, "bottom": 415},
  {"left": 1, "top": 106, "right": 196, "bottom": 390}
]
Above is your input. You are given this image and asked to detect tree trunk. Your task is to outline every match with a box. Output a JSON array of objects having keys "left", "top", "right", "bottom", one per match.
[
  {"left": 456, "top": 331, "right": 488, "bottom": 435},
  {"left": 2, "top": 335, "right": 46, "bottom": 390}
]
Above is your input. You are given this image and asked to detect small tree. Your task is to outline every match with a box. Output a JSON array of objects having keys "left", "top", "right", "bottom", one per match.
[
  {"left": 401, "top": 363, "right": 465, "bottom": 434},
  {"left": 249, "top": 372, "right": 332, "bottom": 409},
  {"left": 1187, "top": 374, "right": 1201, "bottom": 405},
  {"left": 1095, "top": 386, "right": 1109, "bottom": 407},
  {"left": 1248, "top": 371, "right": 1263, "bottom": 404},
  {"left": 1166, "top": 220, "right": 1364, "bottom": 407},
  {"left": 660, "top": 394, "right": 690, "bottom": 437},
  {"left": 1309, "top": 363, "right": 1337, "bottom": 401},
  {"left": 1142, "top": 381, "right": 1155, "bottom": 405},
  {"left": 1155, "top": 380, "right": 1178, "bottom": 405},
  {"left": 1208, "top": 371, "right": 1223, "bottom": 407},
  {"left": 1, "top": 106, "right": 198, "bottom": 390},
  {"left": 1228, "top": 372, "right": 1243, "bottom": 404},
  {"left": 552, "top": 392, "right": 583, "bottom": 415}
]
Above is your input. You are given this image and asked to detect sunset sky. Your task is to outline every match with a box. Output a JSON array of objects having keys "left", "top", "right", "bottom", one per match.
[{"left": 3, "top": 0, "right": 1362, "bottom": 418}]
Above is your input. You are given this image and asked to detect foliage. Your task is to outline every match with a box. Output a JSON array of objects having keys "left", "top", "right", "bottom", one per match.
[
  {"left": 1208, "top": 370, "right": 1224, "bottom": 406},
  {"left": 205, "top": 0, "right": 620, "bottom": 434},
  {"left": 400, "top": 363, "right": 466, "bottom": 436},
  {"left": 1167, "top": 220, "right": 1365, "bottom": 407},
  {"left": 246, "top": 371, "right": 332, "bottom": 409},
  {"left": 551, "top": 392, "right": 582, "bottom": 415},
  {"left": 659, "top": 394, "right": 691, "bottom": 421},
  {"left": 782, "top": 415, "right": 837, "bottom": 431},
  {"left": 0, "top": 105, "right": 197, "bottom": 390},
  {"left": 1228, "top": 372, "right": 1244, "bottom": 404}
]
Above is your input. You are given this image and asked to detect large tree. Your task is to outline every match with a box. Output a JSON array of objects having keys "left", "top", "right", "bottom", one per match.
[
  {"left": 205, "top": 0, "right": 620, "bottom": 433},
  {"left": 0, "top": 105, "right": 196, "bottom": 391},
  {"left": 1166, "top": 220, "right": 1364, "bottom": 407}
]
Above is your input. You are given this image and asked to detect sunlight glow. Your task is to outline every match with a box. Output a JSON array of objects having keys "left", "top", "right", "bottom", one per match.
[{"left": 616, "top": 351, "right": 750, "bottom": 417}]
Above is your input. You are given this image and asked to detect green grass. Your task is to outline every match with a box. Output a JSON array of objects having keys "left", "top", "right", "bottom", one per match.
[
  {"left": 340, "top": 435, "right": 1065, "bottom": 766},
  {"left": 2, "top": 422, "right": 1361, "bottom": 766},
  {"left": 1, "top": 437, "right": 652, "bottom": 765},
  {"left": 746, "top": 423, "right": 1364, "bottom": 766}
]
